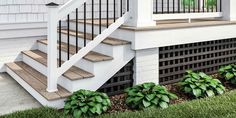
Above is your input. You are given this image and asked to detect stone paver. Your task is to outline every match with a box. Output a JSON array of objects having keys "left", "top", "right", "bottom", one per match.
[{"left": 0, "top": 73, "right": 41, "bottom": 115}]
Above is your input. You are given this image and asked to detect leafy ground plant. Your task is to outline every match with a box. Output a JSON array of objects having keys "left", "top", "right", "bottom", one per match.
[
  {"left": 125, "top": 82, "right": 177, "bottom": 109},
  {"left": 64, "top": 90, "right": 111, "bottom": 118},
  {"left": 219, "top": 64, "right": 236, "bottom": 84},
  {"left": 179, "top": 70, "right": 225, "bottom": 98}
]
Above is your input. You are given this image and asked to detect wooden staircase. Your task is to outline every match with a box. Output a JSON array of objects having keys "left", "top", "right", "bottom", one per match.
[{"left": 5, "top": 19, "right": 134, "bottom": 108}]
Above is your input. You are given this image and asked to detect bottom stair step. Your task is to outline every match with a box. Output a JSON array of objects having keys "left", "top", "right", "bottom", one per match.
[{"left": 5, "top": 62, "right": 72, "bottom": 108}]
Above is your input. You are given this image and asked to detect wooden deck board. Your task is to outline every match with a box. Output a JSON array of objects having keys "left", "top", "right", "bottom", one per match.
[
  {"left": 73, "top": 19, "right": 236, "bottom": 31},
  {"left": 22, "top": 50, "right": 94, "bottom": 81},
  {"left": 15, "top": 62, "right": 71, "bottom": 98},
  {"left": 6, "top": 62, "right": 71, "bottom": 101},
  {"left": 37, "top": 39, "right": 113, "bottom": 62}
]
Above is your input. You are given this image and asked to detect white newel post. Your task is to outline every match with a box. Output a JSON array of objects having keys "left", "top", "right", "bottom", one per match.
[
  {"left": 222, "top": 0, "right": 236, "bottom": 21},
  {"left": 46, "top": 2, "right": 59, "bottom": 92},
  {"left": 125, "top": 0, "right": 156, "bottom": 27}
]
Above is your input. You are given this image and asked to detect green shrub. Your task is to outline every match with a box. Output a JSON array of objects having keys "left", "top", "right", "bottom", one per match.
[
  {"left": 124, "top": 82, "right": 177, "bottom": 110},
  {"left": 64, "top": 90, "right": 111, "bottom": 118},
  {"left": 179, "top": 70, "right": 225, "bottom": 98},
  {"left": 219, "top": 64, "right": 236, "bottom": 84}
]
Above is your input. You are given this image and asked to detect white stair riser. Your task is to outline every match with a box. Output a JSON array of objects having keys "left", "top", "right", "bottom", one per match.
[
  {"left": 6, "top": 67, "right": 65, "bottom": 108},
  {"left": 58, "top": 44, "right": 135, "bottom": 92},
  {"left": 60, "top": 33, "right": 116, "bottom": 57},
  {"left": 37, "top": 42, "right": 96, "bottom": 73},
  {"left": 65, "top": 21, "right": 133, "bottom": 42}
]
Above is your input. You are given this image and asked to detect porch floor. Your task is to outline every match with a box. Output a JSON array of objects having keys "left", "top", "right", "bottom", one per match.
[{"left": 76, "top": 18, "right": 236, "bottom": 31}]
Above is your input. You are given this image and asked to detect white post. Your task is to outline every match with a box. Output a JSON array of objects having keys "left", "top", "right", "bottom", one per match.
[
  {"left": 125, "top": 0, "right": 156, "bottom": 27},
  {"left": 222, "top": 0, "right": 236, "bottom": 21},
  {"left": 46, "top": 2, "right": 59, "bottom": 92},
  {"left": 133, "top": 48, "right": 159, "bottom": 85}
]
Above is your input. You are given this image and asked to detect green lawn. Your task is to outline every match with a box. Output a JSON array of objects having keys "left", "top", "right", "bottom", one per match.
[{"left": 2, "top": 90, "right": 236, "bottom": 118}]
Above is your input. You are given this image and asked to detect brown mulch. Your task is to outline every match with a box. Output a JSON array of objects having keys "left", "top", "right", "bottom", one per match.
[
  {"left": 107, "top": 94, "right": 130, "bottom": 113},
  {"left": 107, "top": 73, "right": 236, "bottom": 113}
]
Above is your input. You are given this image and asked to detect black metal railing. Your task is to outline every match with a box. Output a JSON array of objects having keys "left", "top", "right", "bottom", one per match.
[
  {"left": 154, "top": 0, "right": 222, "bottom": 14},
  {"left": 58, "top": 0, "right": 130, "bottom": 67}
]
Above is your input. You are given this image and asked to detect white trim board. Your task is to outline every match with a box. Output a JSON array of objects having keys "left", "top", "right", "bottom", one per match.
[{"left": 153, "top": 12, "right": 223, "bottom": 21}]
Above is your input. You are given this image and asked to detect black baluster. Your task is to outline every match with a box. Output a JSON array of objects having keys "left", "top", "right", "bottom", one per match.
[
  {"left": 156, "top": 0, "right": 158, "bottom": 13},
  {"left": 203, "top": 0, "right": 205, "bottom": 12},
  {"left": 76, "top": 8, "right": 78, "bottom": 53},
  {"left": 92, "top": 0, "right": 94, "bottom": 40},
  {"left": 198, "top": 0, "right": 200, "bottom": 12},
  {"left": 173, "top": 0, "right": 175, "bottom": 13},
  {"left": 67, "top": 15, "right": 70, "bottom": 60},
  {"left": 99, "top": 0, "right": 102, "bottom": 34},
  {"left": 220, "top": 0, "right": 222, "bottom": 12},
  {"left": 120, "top": 0, "right": 123, "bottom": 16},
  {"left": 107, "top": 0, "right": 109, "bottom": 28},
  {"left": 167, "top": 0, "right": 169, "bottom": 13},
  {"left": 178, "top": 0, "right": 180, "bottom": 13},
  {"left": 59, "top": 20, "right": 62, "bottom": 67},
  {"left": 114, "top": 0, "right": 116, "bottom": 22},
  {"left": 162, "top": 0, "right": 164, "bottom": 14},
  {"left": 84, "top": 3, "right": 86, "bottom": 47},
  {"left": 127, "top": 0, "right": 129, "bottom": 12}
]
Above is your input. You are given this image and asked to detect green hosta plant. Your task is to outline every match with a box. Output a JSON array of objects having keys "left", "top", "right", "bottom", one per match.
[
  {"left": 179, "top": 70, "right": 225, "bottom": 98},
  {"left": 64, "top": 90, "right": 111, "bottom": 118},
  {"left": 219, "top": 64, "right": 236, "bottom": 84},
  {"left": 125, "top": 82, "right": 177, "bottom": 109}
]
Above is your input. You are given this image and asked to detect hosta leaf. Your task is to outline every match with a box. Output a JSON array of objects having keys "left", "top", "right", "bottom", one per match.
[
  {"left": 89, "top": 107, "right": 97, "bottom": 114},
  {"left": 143, "top": 83, "right": 155, "bottom": 89},
  {"left": 225, "top": 65, "right": 232, "bottom": 70},
  {"left": 151, "top": 97, "right": 159, "bottom": 105},
  {"left": 191, "top": 73, "right": 200, "bottom": 79},
  {"left": 145, "top": 94, "right": 156, "bottom": 101},
  {"left": 216, "top": 88, "right": 224, "bottom": 94},
  {"left": 142, "top": 99, "right": 151, "bottom": 108},
  {"left": 161, "top": 95, "right": 170, "bottom": 102},
  {"left": 159, "top": 102, "right": 168, "bottom": 109},
  {"left": 73, "top": 110, "right": 82, "bottom": 118},
  {"left": 102, "top": 106, "right": 108, "bottom": 112},
  {"left": 95, "top": 96, "right": 103, "bottom": 103},
  {"left": 199, "top": 84, "right": 207, "bottom": 91},
  {"left": 190, "top": 84, "right": 197, "bottom": 89},
  {"left": 184, "top": 87, "right": 192, "bottom": 93},
  {"left": 206, "top": 90, "right": 215, "bottom": 97},
  {"left": 136, "top": 92, "right": 144, "bottom": 97},
  {"left": 193, "top": 89, "right": 202, "bottom": 97},
  {"left": 199, "top": 72, "right": 207, "bottom": 78},
  {"left": 226, "top": 73, "right": 234, "bottom": 80},
  {"left": 168, "top": 93, "right": 178, "bottom": 99},
  {"left": 95, "top": 104, "right": 103, "bottom": 114},
  {"left": 81, "top": 106, "right": 89, "bottom": 113},
  {"left": 134, "top": 97, "right": 143, "bottom": 102}
]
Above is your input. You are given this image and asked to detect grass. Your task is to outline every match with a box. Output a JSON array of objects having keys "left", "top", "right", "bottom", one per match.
[{"left": 2, "top": 90, "right": 236, "bottom": 118}]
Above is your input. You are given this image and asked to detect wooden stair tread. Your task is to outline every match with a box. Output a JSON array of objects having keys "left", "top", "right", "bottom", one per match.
[
  {"left": 60, "top": 29, "right": 130, "bottom": 46},
  {"left": 22, "top": 50, "right": 94, "bottom": 81},
  {"left": 6, "top": 62, "right": 71, "bottom": 101},
  {"left": 37, "top": 39, "right": 113, "bottom": 62}
]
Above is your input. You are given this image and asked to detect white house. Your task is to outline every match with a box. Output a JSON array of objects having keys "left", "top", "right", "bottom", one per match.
[{"left": 0, "top": 0, "right": 236, "bottom": 108}]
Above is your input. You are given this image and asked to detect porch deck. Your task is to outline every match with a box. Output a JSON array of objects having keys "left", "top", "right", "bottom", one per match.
[{"left": 77, "top": 18, "right": 236, "bottom": 31}]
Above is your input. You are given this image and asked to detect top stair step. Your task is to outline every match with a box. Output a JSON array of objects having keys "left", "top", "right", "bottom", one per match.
[
  {"left": 22, "top": 50, "right": 94, "bottom": 81},
  {"left": 60, "top": 29, "right": 130, "bottom": 46},
  {"left": 37, "top": 39, "right": 113, "bottom": 62},
  {"left": 6, "top": 62, "right": 71, "bottom": 101}
]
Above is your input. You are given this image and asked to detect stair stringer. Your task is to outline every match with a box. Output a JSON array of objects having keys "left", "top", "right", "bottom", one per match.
[{"left": 58, "top": 44, "right": 134, "bottom": 92}]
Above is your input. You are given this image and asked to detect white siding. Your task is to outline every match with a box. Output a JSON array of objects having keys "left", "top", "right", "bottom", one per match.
[{"left": 0, "top": 0, "right": 120, "bottom": 23}]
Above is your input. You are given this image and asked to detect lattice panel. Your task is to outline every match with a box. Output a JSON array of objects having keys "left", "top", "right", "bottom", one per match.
[
  {"left": 159, "top": 38, "right": 236, "bottom": 85},
  {"left": 98, "top": 60, "right": 133, "bottom": 96}
]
